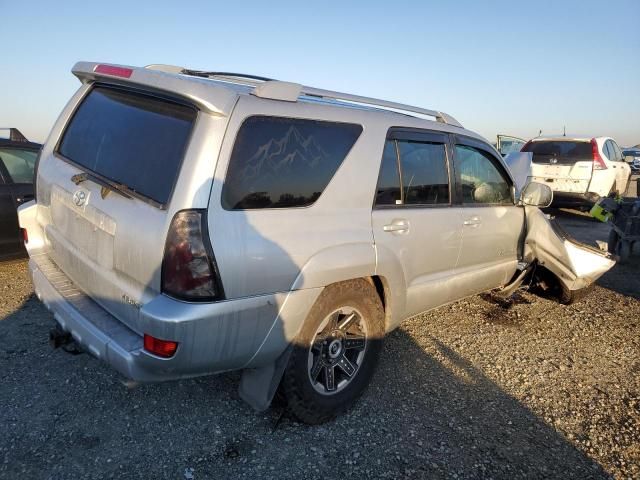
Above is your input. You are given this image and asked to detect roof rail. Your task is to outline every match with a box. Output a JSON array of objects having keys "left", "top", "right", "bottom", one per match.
[
  {"left": 299, "top": 86, "right": 462, "bottom": 127},
  {"left": 0, "top": 128, "right": 28, "bottom": 142},
  {"left": 145, "top": 65, "right": 463, "bottom": 127}
]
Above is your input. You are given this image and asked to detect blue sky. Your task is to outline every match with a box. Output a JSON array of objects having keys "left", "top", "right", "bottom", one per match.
[{"left": 1, "top": 0, "right": 638, "bottom": 146}]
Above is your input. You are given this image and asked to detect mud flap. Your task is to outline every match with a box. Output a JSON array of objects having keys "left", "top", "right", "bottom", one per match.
[
  {"left": 524, "top": 207, "right": 615, "bottom": 291},
  {"left": 238, "top": 345, "right": 293, "bottom": 412}
]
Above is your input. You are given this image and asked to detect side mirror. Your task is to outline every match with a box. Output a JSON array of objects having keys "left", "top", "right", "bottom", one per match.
[{"left": 520, "top": 182, "right": 553, "bottom": 207}]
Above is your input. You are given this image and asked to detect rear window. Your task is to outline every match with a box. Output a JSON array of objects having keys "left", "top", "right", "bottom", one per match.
[
  {"left": 222, "top": 116, "right": 362, "bottom": 209},
  {"left": 58, "top": 86, "right": 196, "bottom": 206},
  {"left": 522, "top": 140, "right": 592, "bottom": 165}
]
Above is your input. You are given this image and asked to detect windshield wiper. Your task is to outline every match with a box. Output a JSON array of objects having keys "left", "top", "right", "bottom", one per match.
[{"left": 71, "top": 172, "right": 133, "bottom": 200}]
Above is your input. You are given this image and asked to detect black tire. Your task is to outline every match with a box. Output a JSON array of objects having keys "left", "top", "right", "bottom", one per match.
[
  {"left": 559, "top": 283, "right": 592, "bottom": 305},
  {"left": 281, "top": 279, "right": 385, "bottom": 425}
]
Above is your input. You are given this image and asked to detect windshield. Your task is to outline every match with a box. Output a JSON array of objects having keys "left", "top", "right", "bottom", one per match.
[{"left": 58, "top": 86, "right": 196, "bottom": 206}]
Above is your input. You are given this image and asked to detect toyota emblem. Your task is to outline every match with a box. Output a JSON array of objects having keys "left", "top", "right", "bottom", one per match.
[{"left": 73, "top": 190, "right": 87, "bottom": 207}]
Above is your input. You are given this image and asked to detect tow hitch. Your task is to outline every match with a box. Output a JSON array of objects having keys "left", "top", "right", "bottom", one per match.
[{"left": 49, "top": 325, "right": 83, "bottom": 355}]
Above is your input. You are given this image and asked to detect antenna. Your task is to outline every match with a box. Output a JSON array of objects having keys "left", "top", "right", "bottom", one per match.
[
  {"left": 538, "top": 129, "right": 542, "bottom": 137},
  {"left": 563, "top": 126, "right": 566, "bottom": 137}
]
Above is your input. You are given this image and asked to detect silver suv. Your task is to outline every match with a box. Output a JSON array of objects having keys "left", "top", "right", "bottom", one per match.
[{"left": 19, "top": 62, "right": 614, "bottom": 424}]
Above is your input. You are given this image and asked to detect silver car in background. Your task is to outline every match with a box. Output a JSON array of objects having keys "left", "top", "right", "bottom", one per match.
[{"left": 18, "top": 62, "right": 615, "bottom": 424}]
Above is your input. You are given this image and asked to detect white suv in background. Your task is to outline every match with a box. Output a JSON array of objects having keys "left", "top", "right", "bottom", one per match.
[{"left": 523, "top": 136, "right": 631, "bottom": 207}]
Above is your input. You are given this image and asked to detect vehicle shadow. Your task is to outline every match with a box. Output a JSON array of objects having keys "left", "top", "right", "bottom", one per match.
[
  {"left": 0, "top": 178, "right": 612, "bottom": 479},
  {"left": 0, "top": 291, "right": 610, "bottom": 479}
]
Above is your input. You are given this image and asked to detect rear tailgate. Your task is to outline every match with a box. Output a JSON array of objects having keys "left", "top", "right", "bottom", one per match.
[
  {"left": 29, "top": 63, "right": 236, "bottom": 334},
  {"left": 525, "top": 140, "right": 593, "bottom": 193}
]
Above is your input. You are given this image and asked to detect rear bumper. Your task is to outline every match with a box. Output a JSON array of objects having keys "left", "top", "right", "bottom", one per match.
[{"left": 29, "top": 252, "right": 321, "bottom": 382}]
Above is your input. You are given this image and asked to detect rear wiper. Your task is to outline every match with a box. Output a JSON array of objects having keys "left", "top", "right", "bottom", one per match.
[{"left": 71, "top": 172, "right": 133, "bottom": 200}]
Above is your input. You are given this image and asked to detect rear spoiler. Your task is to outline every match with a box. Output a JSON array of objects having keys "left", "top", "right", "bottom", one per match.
[
  {"left": 71, "top": 62, "right": 239, "bottom": 117},
  {"left": 0, "top": 128, "right": 28, "bottom": 142}
]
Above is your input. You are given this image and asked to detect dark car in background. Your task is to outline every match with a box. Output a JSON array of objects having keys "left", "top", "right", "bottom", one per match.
[
  {"left": 0, "top": 128, "right": 41, "bottom": 259},
  {"left": 622, "top": 148, "right": 640, "bottom": 173}
]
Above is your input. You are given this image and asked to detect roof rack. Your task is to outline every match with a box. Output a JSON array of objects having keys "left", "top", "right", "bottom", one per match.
[
  {"left": 144, "top": 65, "right": 463, "bottom": 127},
  {"left": 300, "top": 86, "right": 462, "bottom": 127},
  {"left": 0, "top": 128, "right": 28, "bottom": 142}
]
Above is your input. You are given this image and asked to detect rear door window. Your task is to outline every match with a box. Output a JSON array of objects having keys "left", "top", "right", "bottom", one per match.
[
  {"left": 521, "top": 141, "right": 592, "bottom": 164},
  {"left": 57, "top": 86, "right": 196, "bottom": 206},
  {"left": 603, "top": 141, "right": 613, "bottom": 161},
  {"left": 0, "top": 148, "right": 37, "bottom": 184},
  {"left": 375, "top": 133, "right": 450, "bottom": 207},
  {"left": 222, "top": 116, "right": 362, "bottom": 209},
  {"left": 611, "top": 141, "right": 624, "bottom": 162},
  {"left": 397, "top": 140, "right": 449, "bottom": 205},
  {"left": 375, "top": 140, "right": 402, "bottom": 206}
]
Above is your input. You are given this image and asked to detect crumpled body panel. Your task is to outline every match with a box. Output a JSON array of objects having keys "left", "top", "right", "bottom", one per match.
[{"left": 524, "top": 207, "right": 615, "bottom": 290}]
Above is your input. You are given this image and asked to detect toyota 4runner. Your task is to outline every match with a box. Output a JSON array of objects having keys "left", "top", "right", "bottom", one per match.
[{"left": 18, "top": 62, "right": 615, "bottom": 424}]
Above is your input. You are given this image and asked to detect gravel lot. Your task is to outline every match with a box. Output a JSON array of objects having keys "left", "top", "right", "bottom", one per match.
[{"left": 1, "top": 203, "right": 639, "bottom": 479}]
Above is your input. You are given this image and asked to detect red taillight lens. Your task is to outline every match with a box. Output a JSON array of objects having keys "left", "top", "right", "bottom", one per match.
[
  {"left": 143, "top": 334, "right": 178, "bottom": 358},
  {"left": 21, "top": 228, "right": 28, "bottom": 244},
  {"left": 161, "top": 210, "right": 222, "bottom": 301},
  {"left": 591, "top": 139, "right": 607, "bottom": 170},
  {"left": 94, "top": 64, "right": 133, "bottom": 78}
]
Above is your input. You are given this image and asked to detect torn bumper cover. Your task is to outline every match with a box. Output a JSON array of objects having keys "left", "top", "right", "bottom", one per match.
[{"left": 524, "top": 207, "right": 615, "bottom": 290}]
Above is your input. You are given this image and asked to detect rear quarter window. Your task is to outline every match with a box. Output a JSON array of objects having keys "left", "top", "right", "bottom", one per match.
[
  {"left": 57, "top": 85, "right": 196, "bottom": 206},
  {"left": 222, "top": 116, "right": 362, "bottom": 209}
]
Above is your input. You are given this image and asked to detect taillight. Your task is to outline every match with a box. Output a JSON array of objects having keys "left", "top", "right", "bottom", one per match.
[
  {"left": 94, "top": 64, "right": 133, "bottom": 78},
  {"left": 143, "top": 334, "right": 178, "bottom": 358},
  {"left": 591, "top": 139, "right": 607, "bottom": 170},
  {"left": 21, "top": 228, "right": 28, "bottom": 244},
  {"left": 161, "top": 210, "right": 223, "bottom": 301}
]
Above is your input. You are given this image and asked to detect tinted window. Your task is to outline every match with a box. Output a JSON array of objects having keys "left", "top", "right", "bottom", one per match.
[
  {"left": 398, "top": 141, "right": 449, "bottom": 204},
  {"left": 375, "top": 137, "right": 449, "bottom": 206},
  {"left": 521, "top": 141, "right": 592, "bottom": 164},
  {"left": 0, "top": 148, "right": 37, "bottom": 184},
  {"left": 375, "top": 140, "right": 401, "bottom": 206},
  {"left": 611, "top": 141, "right": 623, "bottom": 161},
  {"left": 222, "top": 116, "right": 362, "bottom": 209},
  {"left": 603, "top": 141, "right": 613, "bottom": 161},
  {"left": 455, "top": 145, "right": 512, "bottom": 204},
  {"left": 58, "top": 86, "right": 196, "bottom": 205}
]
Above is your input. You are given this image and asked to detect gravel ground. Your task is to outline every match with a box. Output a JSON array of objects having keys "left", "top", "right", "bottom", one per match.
[{"left": 1, "top": 208, "right": 639, "bottom": 479}]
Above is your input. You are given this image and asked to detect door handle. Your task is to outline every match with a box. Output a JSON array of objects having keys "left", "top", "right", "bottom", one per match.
[
  {"left": 463, "top": 217, "right": 482, "bottom": 227},
  {"left": 383, "top": 220, "right": 409, "bottom": 233}
]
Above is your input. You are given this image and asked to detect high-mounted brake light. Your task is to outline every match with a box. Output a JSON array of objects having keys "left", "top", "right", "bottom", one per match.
[
  {"left": 591, "top": 138, "right": 607, "bottom": 170},
  {"left": 94, "top": 64, "right": 133, "bottom": 78},
  {"left": 161, "top": 210, "right": 223, "bottom": 301},
  {"left": 143, "top": 334, "right": 178, "bottom": 358}
]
